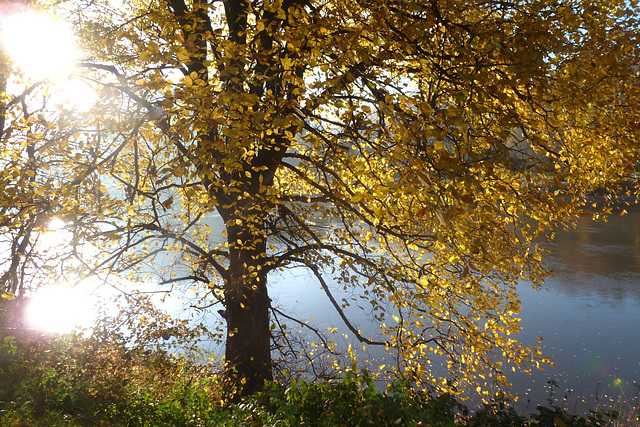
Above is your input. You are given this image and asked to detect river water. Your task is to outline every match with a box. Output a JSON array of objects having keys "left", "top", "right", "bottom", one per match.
[
  {"left": 509, "top": 207, "right": 640, "bottom": 414},
  {"left": 264, "top": 207, "right": 640, "bottom": 415}
]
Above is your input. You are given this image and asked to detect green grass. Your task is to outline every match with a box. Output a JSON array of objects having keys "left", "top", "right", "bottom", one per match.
[{"left": 0, "top": 330, "right": 637, "bottom": 426}]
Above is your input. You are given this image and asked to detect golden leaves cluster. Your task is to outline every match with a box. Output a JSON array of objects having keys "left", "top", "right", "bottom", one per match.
[{"left": 5, "top": 0, "right": 638, "bottom": 398}]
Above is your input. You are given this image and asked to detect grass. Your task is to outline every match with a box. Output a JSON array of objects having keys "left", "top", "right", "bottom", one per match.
[{"left": 1, "top": 329, "right": 638, "bottom": 426}]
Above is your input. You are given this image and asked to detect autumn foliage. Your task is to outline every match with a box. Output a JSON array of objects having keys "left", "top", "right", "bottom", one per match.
[{"left": 1, "top": 0, "right": 639, "bottom": 398}]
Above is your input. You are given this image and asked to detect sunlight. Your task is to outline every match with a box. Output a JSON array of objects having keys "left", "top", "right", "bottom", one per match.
[
  {"left": 38, "top": 218, "right": 73, "bottom": 257},
  {"left": 1, "top": 9, "right": 77, "bottom": 80},
  {"left": 27, "top": 284, "right": 97, "bottom": 334},
  {"left": 58, "top": 76, "right": 100, "bottom": 110},
  {"left": 48, "top": 217, "right": 66, "bottom": 231}
]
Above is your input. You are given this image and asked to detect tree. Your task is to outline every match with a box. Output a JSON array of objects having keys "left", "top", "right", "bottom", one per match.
[
  {"left": 2, "top": 0, "right": 639, "bottom": 397},
  {"left": 0, "top": 30, "right": 80, "bottom": 297}
]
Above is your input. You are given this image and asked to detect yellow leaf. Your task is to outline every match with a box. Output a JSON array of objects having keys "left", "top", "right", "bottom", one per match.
[
  {"left": 177, "top": 50, "right": 191, "bottom": 62},
  {"left": 351, "top": 192, "right": 365, "bottom": 203}
]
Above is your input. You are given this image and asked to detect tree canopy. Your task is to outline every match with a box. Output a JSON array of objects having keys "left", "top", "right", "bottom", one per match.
[{"left": 1, "top": 0, "right": 639, "bottom": 397}]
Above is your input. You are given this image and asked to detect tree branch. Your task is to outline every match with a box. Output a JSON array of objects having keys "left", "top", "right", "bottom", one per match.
[{"left": 292, "top": 257, "right": 386, "bottom": 346}]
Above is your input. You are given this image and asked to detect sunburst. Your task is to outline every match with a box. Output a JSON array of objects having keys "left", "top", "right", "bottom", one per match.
[
  {"left": 1, "top": 9, "right": 77, "bottom": 80},
  {"left": 27, "top": 284, "right": 97, "bottom": 334}
]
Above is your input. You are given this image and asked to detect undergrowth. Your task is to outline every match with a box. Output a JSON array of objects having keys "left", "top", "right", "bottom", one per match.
[{"left": 0, "top": 329, "right": 637, "bottom": 426}]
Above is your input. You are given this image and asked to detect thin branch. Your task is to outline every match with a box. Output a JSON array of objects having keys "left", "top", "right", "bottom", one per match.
[
  {"left": 293, "top": 257, "right": 385, "bottom": 346},
  {"left": 136, "top": 222, "right": 229, "bottom": 278},
  {"left": 271, "top": 306, "right": 341, "bottom": 355}
]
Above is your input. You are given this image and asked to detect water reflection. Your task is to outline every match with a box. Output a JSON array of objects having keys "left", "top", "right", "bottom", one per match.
[
  {"left": 510, "top": 207, "right": 640, "bottom": 414},
  {"left": 269, "top": 207, "right": 640, "bottom": 415},
  {"left": 546, "top": 208, "right": 640, "bottom": 303}
]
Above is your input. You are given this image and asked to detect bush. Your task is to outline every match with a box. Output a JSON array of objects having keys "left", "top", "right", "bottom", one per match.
[
  {"left": 0, "top": 327, "right": 223, "bottom": 426},
  {"left": 0, "top": 315, "right": 632, "bottom": 426},
  {"left": 249, "top": 372, "right": 461, "bottom": 426}
]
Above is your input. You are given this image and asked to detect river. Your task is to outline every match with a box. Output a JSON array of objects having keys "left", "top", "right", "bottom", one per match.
[
  {"left": 265, "top": 206, "right": 640, "bottom": 415},
  {"left": 510, "top": 207, "right": 640, "bottom": 414}
]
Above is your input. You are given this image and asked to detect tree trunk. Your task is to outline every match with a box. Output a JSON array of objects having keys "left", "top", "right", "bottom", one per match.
[{"left": 223, "top": 217, "right": 273, "bottom": 397}]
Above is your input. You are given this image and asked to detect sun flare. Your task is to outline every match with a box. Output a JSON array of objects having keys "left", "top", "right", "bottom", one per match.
[
  {"left": 27, "top": 284, "right": 97, "bottom": 334},
  {"left": 1, "top": 10, "right": 77, "bottom": 80}
]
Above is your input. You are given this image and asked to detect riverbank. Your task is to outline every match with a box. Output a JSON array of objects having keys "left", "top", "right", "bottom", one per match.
[{"left": 1, "top": 329, "right": 637, "bottom": 426}]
